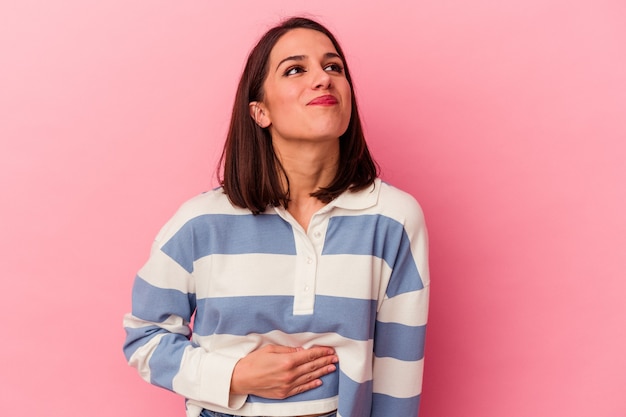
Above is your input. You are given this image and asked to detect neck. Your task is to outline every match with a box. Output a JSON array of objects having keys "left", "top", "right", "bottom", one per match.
[
  {"left": 273, "top": 139, "right": 339, "bottom": 229},
  {"left": 275, "top": 139, "right": 339, "bottom": 197}
]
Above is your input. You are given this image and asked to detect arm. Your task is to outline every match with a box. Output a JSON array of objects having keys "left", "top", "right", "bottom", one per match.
[
  {"left": 122, "top": 238, "right": 246, "bottom": 409},
  {"left": 371, "top": 201, "right": 430, "bottom": 416},
  {"left": 123, "top": 216, "right": 337, "bottom": 409}
]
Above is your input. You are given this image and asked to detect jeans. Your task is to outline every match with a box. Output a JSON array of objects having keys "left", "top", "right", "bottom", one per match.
[{"left": 199, "top": 411, "right": 337, "bottom": 417}]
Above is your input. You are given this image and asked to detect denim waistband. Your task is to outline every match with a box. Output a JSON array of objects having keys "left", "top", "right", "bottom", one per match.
[{"left": 199, "top": 410, "right": 337, "bottom": 417}]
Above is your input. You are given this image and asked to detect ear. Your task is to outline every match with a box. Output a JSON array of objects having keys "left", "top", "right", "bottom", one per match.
[{"left": 249, "top": 102, "right": 271, "bottom": 128}]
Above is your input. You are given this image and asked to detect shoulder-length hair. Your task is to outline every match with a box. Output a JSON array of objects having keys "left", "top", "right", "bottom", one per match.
[{"left": 218, "top": 16, "right": 378, "bottom": 214}]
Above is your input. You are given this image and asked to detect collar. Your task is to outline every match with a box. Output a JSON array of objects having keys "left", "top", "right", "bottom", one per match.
[{"left": 327, "top": 178, "right": 381, "bottom": 211}]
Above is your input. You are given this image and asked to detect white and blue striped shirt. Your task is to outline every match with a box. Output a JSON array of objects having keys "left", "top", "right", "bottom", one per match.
[{"left": 123, "top": 178, "right": 429, "bottom": 417}]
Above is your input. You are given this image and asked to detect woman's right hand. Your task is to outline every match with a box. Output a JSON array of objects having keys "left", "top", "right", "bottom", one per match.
[{"left": 230, "top": 344, "right": 338, "bottom": 399}]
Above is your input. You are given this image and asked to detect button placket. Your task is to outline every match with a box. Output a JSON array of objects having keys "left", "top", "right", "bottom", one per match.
[
  {"left": 276, "top": 207, "right": 331, "bottom": 315},
  {"left": 291, "top": 227, "right": 317, "bottom": 315}
]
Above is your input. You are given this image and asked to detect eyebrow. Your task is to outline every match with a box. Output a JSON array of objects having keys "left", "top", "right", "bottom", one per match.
[{"left": 275, "top": 52, "right": 343, "bottom": 72}]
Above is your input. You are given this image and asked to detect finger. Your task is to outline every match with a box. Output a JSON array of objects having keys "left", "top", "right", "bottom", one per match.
[
  {"left": 287, "top": 360, "right": 338, "bottom": 396},
  {"left": 264, "top": 344, "right": 301, "bottom": 354},
  {"left": 291, "top": 359, "right": 337, "bottom": 387},
  {"left": 291, "top": 346, "right": 336, "bottom": 366},
  {"left": 301, "top": 353, "right": 338, "bottom": 373},
  {"left": 286, "top": 377, "right": 324, "bottom": 397}
]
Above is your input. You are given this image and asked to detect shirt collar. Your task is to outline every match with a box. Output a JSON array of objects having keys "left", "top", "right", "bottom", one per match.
[{"left": 328, "top": 178, "right": 381, "bottom": 211}]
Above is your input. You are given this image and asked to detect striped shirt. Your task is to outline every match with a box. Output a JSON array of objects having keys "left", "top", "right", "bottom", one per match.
[{"left": 123, "top": 178, "right": 429, "bottom": 417}]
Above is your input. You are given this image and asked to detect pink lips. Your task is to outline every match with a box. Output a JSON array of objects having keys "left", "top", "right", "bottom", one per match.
[{"left": 307, "top": 95, "right": 338, "bottom": 106}]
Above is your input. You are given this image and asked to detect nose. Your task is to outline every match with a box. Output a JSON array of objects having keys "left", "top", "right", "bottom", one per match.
[{"left": 312, "top": 67, "right": 331, "bottom": 90}]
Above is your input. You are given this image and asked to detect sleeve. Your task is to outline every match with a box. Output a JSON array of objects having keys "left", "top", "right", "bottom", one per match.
[
  {"left": 371, "top": 199, "right": 430, "bottom": 417},
  {"left": 122, "top": 214, "right": 247, "bottom": 410}
]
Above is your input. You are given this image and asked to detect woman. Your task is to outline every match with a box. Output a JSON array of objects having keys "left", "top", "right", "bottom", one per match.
[{"left": 123, "top": 16, "right": 429, "bottom": 417}]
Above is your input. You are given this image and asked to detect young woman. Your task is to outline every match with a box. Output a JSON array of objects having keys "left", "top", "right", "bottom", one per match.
[{"left": 123, "top": 16, "right": 429, "bottom": 417}]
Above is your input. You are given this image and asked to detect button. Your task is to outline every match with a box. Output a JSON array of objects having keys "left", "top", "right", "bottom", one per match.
[
  {"left": 306, "top": 257, "right": 313, "bottom": 264},
  {"left": 313, "top": 231, "right": 322, "bottom": 238},
  {"left": 304, "top": 285, "right": 310, "bottom": 292}
]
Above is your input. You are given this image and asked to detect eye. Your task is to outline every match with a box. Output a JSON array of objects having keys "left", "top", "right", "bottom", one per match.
[
  {"left": 284, "top": 66, "right": 306, "bottom": 76},
  {"left": 324, "top": 63, "right": 344, "bottom": 73}
]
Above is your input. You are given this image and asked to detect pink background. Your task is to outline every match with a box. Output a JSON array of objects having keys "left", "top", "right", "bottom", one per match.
[{"left": 1, "top": 1, "right": 625, "bottom": 416}]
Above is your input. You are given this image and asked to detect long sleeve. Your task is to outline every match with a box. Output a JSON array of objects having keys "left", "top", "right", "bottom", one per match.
[
  {"left": 122, "top": 214, "right": 247, "bottom": 410},
  {"left": 123, "top": 183, "right": 429, "bottom": 417},
  {"left": 371, "top": 197, "right": 430, "bottom": 416}
]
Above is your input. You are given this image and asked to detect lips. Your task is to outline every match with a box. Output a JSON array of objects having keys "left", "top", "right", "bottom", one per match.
[{"left": 307, "top": 95, "right": 338, "bottom": 105}]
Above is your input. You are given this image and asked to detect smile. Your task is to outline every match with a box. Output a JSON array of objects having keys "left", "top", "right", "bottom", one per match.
[{"left": 307, "top": 95, "right": 338, "bottom": 106}]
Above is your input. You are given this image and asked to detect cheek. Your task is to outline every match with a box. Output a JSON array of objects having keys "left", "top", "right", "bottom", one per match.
[
  {"left": 266, "top": 87, "right": 300, "bottom": 119},
  {"left": 341, "top": 84, "right": 352, "bottom": 114},
  {"left": 338, "top": 80, "right": 351, "bottom": 102},
  {"left": 281, "top": 85, "right": 302, "bottom": 105}
]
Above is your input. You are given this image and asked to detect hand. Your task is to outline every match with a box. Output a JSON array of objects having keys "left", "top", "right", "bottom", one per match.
[{"left": 230, "top": 344, "right": 338, "bottom": 399}]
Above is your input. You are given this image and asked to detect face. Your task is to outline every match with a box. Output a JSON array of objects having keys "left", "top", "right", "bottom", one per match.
[{"left": 250, "top": 28, "right": 352, "bottom": 145}]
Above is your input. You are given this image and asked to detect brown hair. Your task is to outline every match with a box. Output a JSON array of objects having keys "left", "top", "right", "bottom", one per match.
[{"left": 219, "top": 16, "right": 378, "bottom": 214}]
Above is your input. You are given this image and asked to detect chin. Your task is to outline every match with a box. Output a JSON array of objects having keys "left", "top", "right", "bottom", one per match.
[
  {"left": 310, "top": 123, "right": 349, "bottom": 140},
  {"left": 309, "top": 130, "right": 345, "bottom": 142}
]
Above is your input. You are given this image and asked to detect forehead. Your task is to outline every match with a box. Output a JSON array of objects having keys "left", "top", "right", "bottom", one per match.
[{"left": 269, "top": 28, "right": 339, "bottom": 63}]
